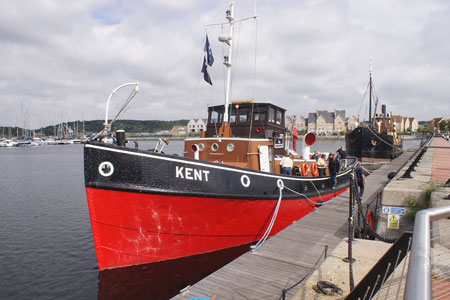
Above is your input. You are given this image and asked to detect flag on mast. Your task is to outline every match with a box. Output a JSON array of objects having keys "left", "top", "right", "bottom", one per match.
[{"left": 201, "top": 34, "right": 214, "bottom": 85}]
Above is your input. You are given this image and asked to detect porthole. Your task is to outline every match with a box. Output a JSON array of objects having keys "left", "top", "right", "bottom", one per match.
[
  {"left": 241, "top": 175, "right": 251, "bottom": 187},
  {"left": 211, "top": 143, "right": 219, "bottom": 152},
  {"left": 226, "top": 143, "right": 235, "bottom": 152},
  {"left": 198, "top": 143, "right": 205, "bottom": 152},
  {"left": 98, "top": 161, "right": 114, "bottom": 177}
]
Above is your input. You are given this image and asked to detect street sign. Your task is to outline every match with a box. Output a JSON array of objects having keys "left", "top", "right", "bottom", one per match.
[
  {"left": 382, "top": 206, "right": 406, "bottom": 216},
  {"left": 388, "top": 214, "right": 400, "bottom": 229}
]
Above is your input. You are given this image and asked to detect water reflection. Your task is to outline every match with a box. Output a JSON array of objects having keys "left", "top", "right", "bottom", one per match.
[{"left": 98, "top": 244, "right": 251, "bottom": 300}]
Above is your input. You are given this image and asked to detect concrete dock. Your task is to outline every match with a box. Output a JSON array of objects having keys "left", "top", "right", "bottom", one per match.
[{"left": 172, "top": 143, "right": 422, "bottom": 300}]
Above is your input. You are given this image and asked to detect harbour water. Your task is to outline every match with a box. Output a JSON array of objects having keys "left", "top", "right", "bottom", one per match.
[{"left": 0, "top": 138, "right": 420, "bottom": 299}]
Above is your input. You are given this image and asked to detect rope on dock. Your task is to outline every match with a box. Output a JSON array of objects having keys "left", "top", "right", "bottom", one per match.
[{"left": 277, "top": 245, "right": 329, "bottom": 300}]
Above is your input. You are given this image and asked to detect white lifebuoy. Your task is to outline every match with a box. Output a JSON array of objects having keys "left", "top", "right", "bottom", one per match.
[{"left": 98, "top": 161, "right": 114, "bottom": 177}]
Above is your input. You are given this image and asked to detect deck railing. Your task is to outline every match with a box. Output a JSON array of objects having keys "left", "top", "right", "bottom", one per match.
[{"left": 405, "top": 204, "right": 450, "bottom": 300}]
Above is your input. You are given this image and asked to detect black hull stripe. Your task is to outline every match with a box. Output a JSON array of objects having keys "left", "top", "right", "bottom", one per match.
[{"left": 85, "top": 143, "right": 355, "bottom": 181}]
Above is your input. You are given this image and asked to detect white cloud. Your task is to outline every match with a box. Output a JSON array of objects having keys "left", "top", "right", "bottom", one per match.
[{"left": 0, "top": 0, "right": 449, "bottom": 129}]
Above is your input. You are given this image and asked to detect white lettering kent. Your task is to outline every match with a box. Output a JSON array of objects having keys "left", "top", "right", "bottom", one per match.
[{"left": 175, "top": 166, "right": 210, "bottom": 182}]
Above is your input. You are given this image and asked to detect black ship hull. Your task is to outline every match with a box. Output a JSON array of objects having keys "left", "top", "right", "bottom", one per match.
[{"left": 346, "top": 127, "right": 403, "bottom": 160}]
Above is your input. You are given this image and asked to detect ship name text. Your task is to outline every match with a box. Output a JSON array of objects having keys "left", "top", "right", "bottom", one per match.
[{"left": 176, "top": 166, "right": 210, "bottom": 182}]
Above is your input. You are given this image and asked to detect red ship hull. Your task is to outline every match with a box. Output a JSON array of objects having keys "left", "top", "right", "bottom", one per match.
[{"left": 86, "top": 187, "right": 347, "bottom": 270}]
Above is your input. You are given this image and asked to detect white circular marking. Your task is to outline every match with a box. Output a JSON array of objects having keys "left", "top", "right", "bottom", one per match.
[
  {"left": 98, "top": 161, "right": 114, "bottom": 177},
  {"left": 277, "top": 179, "right": 285, "bottom": 190},
  {"left": 241, "top": 175, "right": 251, "bottom": 187}
]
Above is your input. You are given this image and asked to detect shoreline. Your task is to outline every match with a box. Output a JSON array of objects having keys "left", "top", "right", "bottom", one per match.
[{"left": 128, "top": 134, "right": 423, "bottom": 141}]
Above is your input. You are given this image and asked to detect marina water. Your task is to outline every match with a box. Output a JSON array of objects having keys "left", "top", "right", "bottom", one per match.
[{"left": 0, "top": 138, "right": 419, "bottom": 299}]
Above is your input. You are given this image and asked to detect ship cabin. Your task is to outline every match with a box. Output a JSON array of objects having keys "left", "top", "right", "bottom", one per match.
[{"left": 184, "top": 101, "right": 287, "bottom": 172}]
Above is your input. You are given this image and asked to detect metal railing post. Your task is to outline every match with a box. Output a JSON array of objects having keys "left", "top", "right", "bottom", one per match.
[{"left": 405, "top": 205, "right": 450, "bottom": 299}]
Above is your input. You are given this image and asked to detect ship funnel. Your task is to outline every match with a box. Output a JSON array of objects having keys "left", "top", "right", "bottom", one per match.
[{"left": 302, "top": 132, "right": 316, "bottom": 160}]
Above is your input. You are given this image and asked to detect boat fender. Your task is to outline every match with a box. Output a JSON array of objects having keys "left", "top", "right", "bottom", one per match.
[
  {"left": 310, "top": 162, "right": 319, "bottom": 176},
  {"left": 366, "top": 209, "right": 375, "bottom": 230},
  {"left": 301, "top": 163, "right": 309, "bottom": 176},
  {"left": 316, "top": 281, "right": 343, "bottom": 296},
  {"left": 387, "top": 171, "right": 397, "bottom": 179}
]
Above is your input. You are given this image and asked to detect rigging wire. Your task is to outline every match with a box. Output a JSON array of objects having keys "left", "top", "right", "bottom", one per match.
[{"left": 357, "top": 80, "right": 370, "bottom": 121}]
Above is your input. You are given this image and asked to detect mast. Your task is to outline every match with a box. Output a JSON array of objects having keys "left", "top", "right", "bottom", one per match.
[
  {"left": 218, "top": 2, "right": 234, "bottom": 138},
  {"left": 369, "top": 60, "right": 373, "bottom": 127}
]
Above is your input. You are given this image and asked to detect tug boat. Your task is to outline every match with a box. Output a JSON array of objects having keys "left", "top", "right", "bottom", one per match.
[
  {"left": 346, "top": 63, "right": 403, "bottom": 161},
  {"left": 84, "top": 2, "right": 357, "bottom": 273}
]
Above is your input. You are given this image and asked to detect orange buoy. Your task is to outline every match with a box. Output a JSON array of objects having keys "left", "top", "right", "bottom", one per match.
[
  {"left": 366, "top": 209, "right": 375, "bottom": 230},
  {"left": 301, "top": 163, "right": 309, "bottom": 176},
  {"left": 310, "top": 162, "right": 319, "bottom": 176}
]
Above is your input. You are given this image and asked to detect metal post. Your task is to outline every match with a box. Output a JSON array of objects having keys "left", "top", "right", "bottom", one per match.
[
  {"left": 345, "top": 172, "right": 356, "bottom": 291},
  {"left": 405, "top": 205, "right": 450, "bottom": 299}
]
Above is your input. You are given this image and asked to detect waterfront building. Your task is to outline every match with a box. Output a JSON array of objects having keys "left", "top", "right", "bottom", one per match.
[
  {"left": 171, "top": 125, "right": 187, "bottom": 136},
  {"left": 347, "top": 115, "right": 359, "bottom": 131},
  {"left": 187, "top": 119, "right": 207, "bottom": 133},
  {"left": 306, "top": 109, "right": 346, "bottom": 135}
]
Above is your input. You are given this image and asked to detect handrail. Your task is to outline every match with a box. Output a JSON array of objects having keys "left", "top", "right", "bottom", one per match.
[{"left": 404, "top": 204, "right": 450, "bottom": 299}]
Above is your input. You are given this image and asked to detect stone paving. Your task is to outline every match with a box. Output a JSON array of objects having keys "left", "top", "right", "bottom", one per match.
[{"left": 432, "top": 137, "right": 450, "bottom": 184}]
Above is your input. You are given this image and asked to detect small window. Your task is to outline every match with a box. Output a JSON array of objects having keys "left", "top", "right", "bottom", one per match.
[
  {"left": 254, "top": 107, "right": 266, "bottom": 121},
  {"left": 239, "top": 108, "right": 251, "bottom": 122},
  {"left": 210, "top": 110, "right": 223, "bottom": 124},
  {"left": 276, "top": 110, "right": 282, "bottom": 125},
  {"left": 230, "top": 108, "right": 237, "bottom": 123},
  {"left": 268, "top": 107, "right": 275, "bottom": 123}
]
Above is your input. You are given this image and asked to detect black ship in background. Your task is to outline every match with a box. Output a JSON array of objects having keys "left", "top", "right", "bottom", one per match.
[{"left": 346, "top": 63, "right": 403, "bottom": 161}]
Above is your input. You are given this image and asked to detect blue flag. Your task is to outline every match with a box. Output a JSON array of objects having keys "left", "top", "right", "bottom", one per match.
[
  {"left": 201, "top": 34, "right": 214, "bottom": 85},
  {"left": 201, "top": 57, "right": 212, "bottom": 85},
  {"left": 204, "top": 34, "right": 214, "bottom": 66}
]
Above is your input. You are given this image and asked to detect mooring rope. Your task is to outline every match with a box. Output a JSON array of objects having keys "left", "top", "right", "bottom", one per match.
[
  {"left": 363, "top": 125, "right": 403, "bottom": 151},
  {"left": 251, "top": 179, "right": 284, "bottom": 252},
  {"left": 252, "top": 178, "right": 340, "bottom": 252}
]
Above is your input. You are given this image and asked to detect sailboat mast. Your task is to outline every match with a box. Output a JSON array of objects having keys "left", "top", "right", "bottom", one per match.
[
  {"left": 223, "top": 2, "right": 234, "bottom": 125},
  {"left": 369, "top": 60, "right": 373, "bottom": 127}
]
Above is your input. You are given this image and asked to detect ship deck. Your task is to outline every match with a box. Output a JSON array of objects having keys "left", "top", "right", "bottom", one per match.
[{"left": 172, "top": 145, "right": 420, "bottom": 300}]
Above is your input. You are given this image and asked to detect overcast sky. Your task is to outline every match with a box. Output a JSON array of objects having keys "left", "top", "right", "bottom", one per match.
[{"left": 1, "top": 0, "right": 449, "bottom": 128}]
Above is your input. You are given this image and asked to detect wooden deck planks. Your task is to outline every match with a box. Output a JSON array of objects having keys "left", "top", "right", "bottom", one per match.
[{"left": 172, "top": 147, "right": 420, "bottom": 300}]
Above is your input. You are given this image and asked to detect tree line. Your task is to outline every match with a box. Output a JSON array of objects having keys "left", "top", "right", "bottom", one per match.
[{"left": 1, "top": 119, "right": 190, "bottom": 137}]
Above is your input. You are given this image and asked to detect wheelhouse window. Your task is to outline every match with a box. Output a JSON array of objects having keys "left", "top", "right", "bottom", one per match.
[
  {"left": 276, "top": 110, "right": 283, "bottom": 125},
  {"left": 254, "top": 107, "right": 266, "bottom": 121},
  {"left": 210, "top": 110, "right": 223, "bottom": 124},
  {"left": 239, "top": 108, "right": 251, "bottom": 122},
  {"left": 230, "top": 108, "right": 237, "bottom": 123},
  {"left": 268, "top": 107, "right": 275, "bottom": 123}
]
